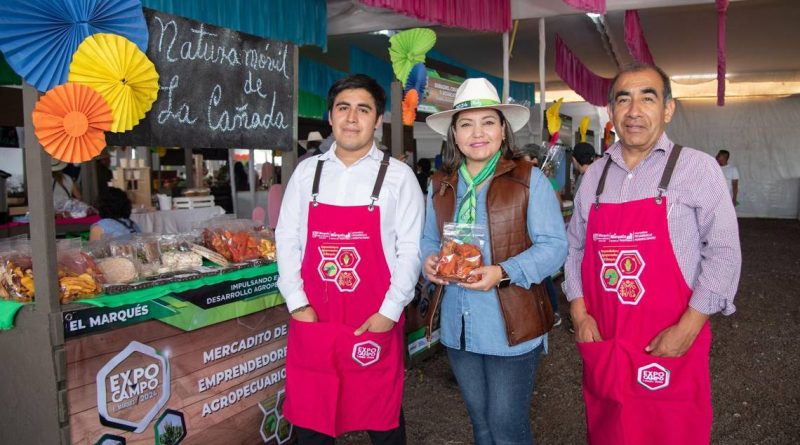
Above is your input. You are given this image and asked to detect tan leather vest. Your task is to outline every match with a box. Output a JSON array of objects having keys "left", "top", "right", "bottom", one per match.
[{"left": 429, "top": 157, "right": 554, "bottom": 346}]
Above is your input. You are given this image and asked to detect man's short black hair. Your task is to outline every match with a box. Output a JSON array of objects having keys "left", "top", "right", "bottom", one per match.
[
  {"left": 717, "top": 149, "right": 730, "bottom": 158},
  {"left": 96, "top": 187, "right": 132, "bottom": 219},
  {"left": 573, "top": 142, "right": 596, "bottom": 166},
  {"left": 608, "top": 63, "right": 672, "bottom": 105},
  {"left": 327, "top": 74, "right": 386, "bottom": 117}
]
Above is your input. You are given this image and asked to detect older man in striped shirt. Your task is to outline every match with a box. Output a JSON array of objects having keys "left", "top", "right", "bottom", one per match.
[{"left": 565, "top": 63, "right": 741, "bottom": 445}]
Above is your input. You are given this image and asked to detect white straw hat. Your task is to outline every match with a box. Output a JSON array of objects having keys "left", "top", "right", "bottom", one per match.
[
  {"left": 299, "top": 131, "right": 324, "bottom": 148},
  {"left": 425, "top": 78, "right": 530, "bottom": 136},
  {"left": 51, "top": 159, "right": 68, "bottom": 171}
]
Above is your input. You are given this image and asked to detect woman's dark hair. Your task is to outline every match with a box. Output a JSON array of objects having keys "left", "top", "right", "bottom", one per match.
[
  {"left": 97, "top": 187, "right": 132, "bottom": 219},
  {"left": 327, "top": 74, "right": 387, "bottom": 117},
  {"left": 441, "top": 109, "right": 516, "bottom": 175}
]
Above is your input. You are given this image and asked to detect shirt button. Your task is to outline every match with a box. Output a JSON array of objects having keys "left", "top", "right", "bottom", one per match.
[
  {"left": 464, "top": 311, "right": 470, "bottom": 316},
  {"left": 627, "top": 173, "right": 633, "bottom": 180}
]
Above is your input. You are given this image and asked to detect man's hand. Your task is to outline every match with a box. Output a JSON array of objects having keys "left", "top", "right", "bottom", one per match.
[
  {"left": 291, "top": 306, "right": 318, "bottom": 323},
  {"left": 354, "top": 313, "right": 396, "bottom": 336},
  {"left": 646, "top": 307, "right": 708, "bottom": 357},
  {"left": 423, "top": 254, "right": 450, "bottom": 286},
  {"left": 459, "top": 265, "right": 503, "bottom": 291},
  {"left": 570, "top": 297, "right": 603, "bottom": 343}
]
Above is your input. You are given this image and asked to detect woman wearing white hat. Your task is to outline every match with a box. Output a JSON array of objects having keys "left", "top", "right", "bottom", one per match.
[
  {"left": 51, "top": 160, "right": 82, "bottom": 214},
  {"left": 421, "top": 78, "right": 567, "bottom": 444}
]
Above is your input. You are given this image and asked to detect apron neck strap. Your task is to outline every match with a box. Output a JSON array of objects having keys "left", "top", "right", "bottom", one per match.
[
  {"left": 310, "top": 150, "right": 391, "bottom": 211},
  {"left": 594, "top": 143, "right": 684, "bottom": 209},
  {"left": 655, "top": 144, "right": 683, "bottom": 204}
]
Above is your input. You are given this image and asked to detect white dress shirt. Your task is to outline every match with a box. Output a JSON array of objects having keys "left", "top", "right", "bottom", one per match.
[{"left": 276, "top": 143, "right": 424, "bottom": 322}]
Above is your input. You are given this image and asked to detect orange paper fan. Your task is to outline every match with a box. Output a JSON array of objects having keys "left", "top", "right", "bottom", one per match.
[
  {"left": 402, "top": 89, "right": 419, "bottom": 126},
  {"left": 32, "top": 82, "right": 113, "bottom": 163}
]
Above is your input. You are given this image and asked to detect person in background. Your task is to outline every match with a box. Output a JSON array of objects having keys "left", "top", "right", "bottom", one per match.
[
  {"left": 298, "top": 131, "right": 324, "bottom": 162},
  {"left": 516, "top": 142, "right": 564, "bottom": 326},
  {"left": 565, "top": 63, "right": 741, "bottom": 444},
  {"left": 422, "top": 78, "right": 567, "bottom": 445},
  {"left": 51, "top": 160, "right": 82, "bottom": 213},
  {"left": 277, "top": 74, "right": 423, "bottom": 444},
  {"left": 95, "top": 150, "right": 113, "bottom": 196},
  {"left": 716, "top": 149, "right": 739, "bottom": 206},
  {"left": 89, "top": 187, "right": 140, "bottom": 241},
  {"left": 415, "top": 158, "right": 432, "bottom": 194},
  {"left": 571, "top": 142, "right": 596, "bottom": 193},
  {"left": 233, "top": 161, "right": 249, "bottom": 191}
]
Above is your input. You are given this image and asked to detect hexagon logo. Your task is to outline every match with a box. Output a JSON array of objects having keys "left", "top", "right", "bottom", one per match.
[
  {"left": 616, "top": 251, "right": 644, "bottom": 276},
  {"left": 335, "top": 270, "right": 360, "bottom": 292},
  {"left": 318, "top": 259, "right": 338, "bottom": 279},
  {"left": 94, "top": 434, "right": 126, "bottom": 445},
  {"left": 637, "top": 363, "right": 670, "bottom": 391},
  {"left": 352, "top": 340, "right": 381, "bottom": 366},
  {"left": 154, "top": 409, "right": 187, "bottom": 445},
  {"left": 261, "top": 411, "right": 278, "bottom": 441},
  {"left": 617, "top": 278, "right": 644, "bottom": 305},
  {"left": 600, "top": 265, "right": 621, "bottom": 291},
  {"left": 276, "top": 417, "right": 293, "bottom": 443},
  {"left": 96, "top": 341, "right": 170, "bottom": 433},
  {"left": 336, "top": 247, "right": 360, "bottom": 269}
]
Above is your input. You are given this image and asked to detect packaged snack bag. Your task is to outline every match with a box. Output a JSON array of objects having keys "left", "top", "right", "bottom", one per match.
[{"left": 435, "top": 223, "right": 487, "bottom": 283}]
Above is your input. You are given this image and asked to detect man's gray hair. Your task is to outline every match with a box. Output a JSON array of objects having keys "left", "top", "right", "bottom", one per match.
[{"left": 607, "top": 63, "right": 672, "bottom": 105}]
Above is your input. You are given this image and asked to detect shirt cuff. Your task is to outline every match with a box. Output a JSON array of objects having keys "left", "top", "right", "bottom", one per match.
[
  {"left": 563, "top": 278, "right": 583, "bottom": 302},
  {"left": 284, "top": 290, "right": 310, "bottom": 314},
  {"left": 689, "top": 285, "right": 736, "bottom": 316},
  {"left": 499, "top": 259, "right": 530, "bottom": 287},
  {"left": 379, "top": 299, "right": 405, "bottom": 322}
]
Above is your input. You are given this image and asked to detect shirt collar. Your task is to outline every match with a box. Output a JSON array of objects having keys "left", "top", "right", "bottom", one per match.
[
  {"left": 606, "top": 132, "right": 673, "bottom": 171},
  {"left": 319, "top": 141, "right": 383, "bottom": 166}
]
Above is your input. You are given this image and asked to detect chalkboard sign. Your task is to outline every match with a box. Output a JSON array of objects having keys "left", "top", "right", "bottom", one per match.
[{"left": 107, "top": 8, "right": 294, "bottom": 149}]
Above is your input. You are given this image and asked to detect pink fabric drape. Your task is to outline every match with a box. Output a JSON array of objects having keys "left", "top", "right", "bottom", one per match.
[
  {"left": 624, "top": 10, "right": 655, "bottom": 65},
  {"left": 555, "top": 34, "right": 611, "bottom": 107},
  {"left": 358, "top": 0, "right": 511, "bottom": 33},
  {"left": 717, "top": 0, "right": 729, "bottom": 106},
  {"left": 562, "top": 0, "right": 606, "bottom": 14}
]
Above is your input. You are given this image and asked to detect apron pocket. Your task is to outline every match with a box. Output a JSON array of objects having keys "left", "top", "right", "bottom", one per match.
[
  {"left": 336, "top": 326, "right": 404, "bottom": 433},
  {"left": 287, "top": 318, "right": 336, "bottom": 370},
  {"left": 577, "top": 340, "right": 621, "bottom": 402},
  {"left": 623, "top": 345, "right": 707, "bottom": 402}
]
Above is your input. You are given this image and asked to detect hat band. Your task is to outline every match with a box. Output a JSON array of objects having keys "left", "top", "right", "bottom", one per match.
[{"left": 453, "top": 98, "right": 501, "bottom": 110}]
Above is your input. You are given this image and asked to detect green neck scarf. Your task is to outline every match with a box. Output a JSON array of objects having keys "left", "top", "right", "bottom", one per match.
[{"left": 457, "top": 150, "right": 502, "bottom": 223}]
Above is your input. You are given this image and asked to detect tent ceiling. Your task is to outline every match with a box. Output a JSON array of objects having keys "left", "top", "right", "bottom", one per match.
[{"left": 315, "top": 0, "right": 799, "bottom": 93}]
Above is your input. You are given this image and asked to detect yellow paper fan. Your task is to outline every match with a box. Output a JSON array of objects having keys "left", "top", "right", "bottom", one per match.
[{"left": 68, "top": 33, "right": 159, "bottom": 133}]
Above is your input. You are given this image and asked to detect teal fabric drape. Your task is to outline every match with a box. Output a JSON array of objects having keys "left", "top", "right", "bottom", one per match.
[
  {"left": 348, "top": 46, "right": 394, "bottom": 109},
  {"left": 299, "top": 57, "right": 347, "bottom": 119},
  {"left": 140, "top": 0, "right": 327, "bottom": 49},
  {"left": 429, "top": 50, "right": 535, "bottom": 107}
]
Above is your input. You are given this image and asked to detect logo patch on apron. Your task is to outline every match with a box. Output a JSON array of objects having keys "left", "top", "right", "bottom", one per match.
[
  {"left": 352, "top": 341, "right": 381, "bottom": 366},
  {"left": 637, "top": 363, "right": 670, "bottom": 390},
  {"left": 598, "top": 249, "right": 646, "bottom": 305},
  {"left": 317, "top": 245, "right": 361, "bottom": 292}
]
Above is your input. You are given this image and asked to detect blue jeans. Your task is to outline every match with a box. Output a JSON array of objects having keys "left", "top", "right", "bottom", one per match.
[
  {"left": 543, "top": 276, "right": 558, "bottom": 313},
  {"left": 446, "top": 344, "right": 544, "bottom": 445}
]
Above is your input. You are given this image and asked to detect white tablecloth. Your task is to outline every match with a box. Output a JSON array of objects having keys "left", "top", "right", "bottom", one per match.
[{"left": 130, "top": 206, "right": 225, "bottom": 234}]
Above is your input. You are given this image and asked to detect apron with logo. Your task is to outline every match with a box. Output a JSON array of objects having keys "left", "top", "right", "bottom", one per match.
[
  {"left": 579, "top": 145, "right": 712, "bottom": 445},
  {"left": 284, "top": 151, "right": 405, "bottom": 436}
]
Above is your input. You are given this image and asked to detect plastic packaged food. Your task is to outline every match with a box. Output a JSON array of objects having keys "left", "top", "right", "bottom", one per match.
[
  {"left": 435, "top": 223, "right": 487, "bottom": 283},
  {"left": 56, "top": 239, "right": 103, "bottom": 303},
  {"left": 202, "top": 219, "right": 276, "bottom": 263}
]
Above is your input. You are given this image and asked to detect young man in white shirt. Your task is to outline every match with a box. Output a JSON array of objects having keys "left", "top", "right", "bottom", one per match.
[
  {"left": 716, "top": 149, "right": 740, "bottom": 206},
  {"left": 276, "top": 74, "right": 423, "bottom": 444}
]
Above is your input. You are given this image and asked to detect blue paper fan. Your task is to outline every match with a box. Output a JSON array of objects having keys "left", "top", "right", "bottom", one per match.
[
  {"left": 0, "top": 0, "right": 149, "bottom": 92},
  {"left": 405, "top": 63, "right": 428, "bottom": 98}
]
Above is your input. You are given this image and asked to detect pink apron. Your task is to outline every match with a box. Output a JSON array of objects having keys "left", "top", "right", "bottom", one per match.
[
  {"left": 579, "top": 145, "right": 712, "bottom": 445},
  {"left": 284, "top": 152, "right": 405, "bottom": 437}
]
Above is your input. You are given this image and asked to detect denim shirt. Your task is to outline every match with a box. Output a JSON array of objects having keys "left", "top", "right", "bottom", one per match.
[{"left": 421, "top": 166, "right": 568, "bottom": 356}]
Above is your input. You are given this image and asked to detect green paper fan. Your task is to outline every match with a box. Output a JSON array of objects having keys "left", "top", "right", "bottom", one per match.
[{"left": 389, "top": 28, "right": 436, "bottom": 85}]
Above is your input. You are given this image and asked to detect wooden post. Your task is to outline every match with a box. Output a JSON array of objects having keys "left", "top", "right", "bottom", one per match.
[
  {"left": 391, "top": 81, "right": 403, "bottom": 158},
  {"left": 0, "top": 83, "right": 68, "bottom": 444}
]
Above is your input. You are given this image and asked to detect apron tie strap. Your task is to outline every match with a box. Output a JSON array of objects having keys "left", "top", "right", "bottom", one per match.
[
  {"left": 655, "top": 144, "right": 683, "bottom": 204},
  {"left": 369, "top": 151, "right": 391, "bottom": 211},
  {"left": 311, "top": 158, "right": 324, "bottom": 207}
]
